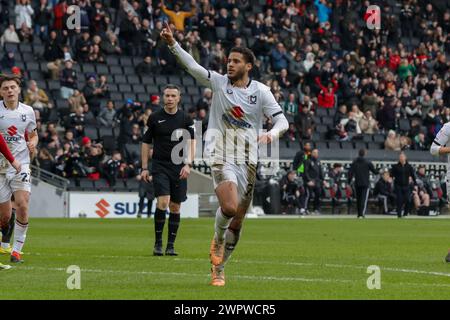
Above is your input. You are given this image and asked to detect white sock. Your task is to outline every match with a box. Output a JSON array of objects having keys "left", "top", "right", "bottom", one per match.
[
  {"left": 214, "top": 207, "right": 231, "bottom": 242},
  {"left": 12, "top": 220, "right": 28, "bottom": 253},
  {"left": 221, "top": 228, "right": 241, "bottom": 267},
  {"left": 1, "top": 242, "right": 9, "bottom": 249}
]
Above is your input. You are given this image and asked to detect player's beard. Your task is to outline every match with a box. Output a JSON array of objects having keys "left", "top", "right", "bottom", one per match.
[{"left": 228, "top": 68, "right": 247, "bottom": 84}]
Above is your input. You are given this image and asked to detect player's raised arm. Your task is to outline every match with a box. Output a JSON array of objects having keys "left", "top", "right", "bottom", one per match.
[
  {"left": 160, "top": 22, "right": 212, "bottom": 88},
  {"left": 430, "top": 123, "right": 450, "bottom": 155}
]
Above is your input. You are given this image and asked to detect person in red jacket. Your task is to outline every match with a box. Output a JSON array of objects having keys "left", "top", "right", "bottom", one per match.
[
  {"left": 53, "top": 0, "right": 68, "bottom": 30},
  {"left": 315, "top": 76, "right": 339, "bottom": 108}
]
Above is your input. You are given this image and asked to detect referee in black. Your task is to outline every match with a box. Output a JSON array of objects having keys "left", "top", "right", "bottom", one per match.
[
  {"left": 348, "top": 149, "right": 378, "bottom": 218},
  {"left": 390, "top": 152, "right": 416, "bottom": 218},
  {"left": 141, "top": 84, "right": 196, "bottom": 256}
]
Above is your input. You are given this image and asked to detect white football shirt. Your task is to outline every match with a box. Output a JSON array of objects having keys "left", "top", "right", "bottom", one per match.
[
  {"left": 0, "top": 101, "right": 36, "bottom": 173},
  {"left": 203, "top": 72, "right": 283, "bottom": 164}
]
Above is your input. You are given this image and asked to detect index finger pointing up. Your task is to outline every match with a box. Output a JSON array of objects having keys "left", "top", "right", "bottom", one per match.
[{"left": 164, "top": 21, "right": 172, "bottom": 33}]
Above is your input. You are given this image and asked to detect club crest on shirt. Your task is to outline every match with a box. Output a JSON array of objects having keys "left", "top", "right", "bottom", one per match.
[
  {"left": 249, "top": 95, "right": 257, "bottom": 104},
  {"left": 226, "top": 89, "right": 233, "bottom": 94},
  {"left": 21, "top": 114, "right": 26, "bottom": 122}
]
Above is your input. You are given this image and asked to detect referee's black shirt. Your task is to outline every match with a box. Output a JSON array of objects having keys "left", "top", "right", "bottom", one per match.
[
  {"left": 142, "top": 108, "right": 195, "bottom": 163},
  {"left": 348, "top": 156, "right": 378, "bottom": 187}
]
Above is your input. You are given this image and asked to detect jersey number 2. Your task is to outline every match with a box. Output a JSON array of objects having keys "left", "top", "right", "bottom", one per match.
[{"left": 20, "top": 173, "right": 30, "bottom": 183}]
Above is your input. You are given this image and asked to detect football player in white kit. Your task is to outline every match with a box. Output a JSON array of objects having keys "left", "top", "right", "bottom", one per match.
[
  {"left": 430, "top": 123, "right": 450, "bottom": 263},
  {"left": 160, "top": 23, "right": 289, "bottom": 286},
  {"left": 0, "top": 74, "right": 38, "bottom": 263}
]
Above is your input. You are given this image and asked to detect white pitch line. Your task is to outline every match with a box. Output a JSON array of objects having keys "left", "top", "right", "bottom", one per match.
[
  {"left": 19, "top": 266, "right": 354, "bottom": 284},
  {"left": 27, "top": 252, "right": 450, "bottom": 279},
  {"left": 17, "top": 266, "right": 450, "bottom": 289}
]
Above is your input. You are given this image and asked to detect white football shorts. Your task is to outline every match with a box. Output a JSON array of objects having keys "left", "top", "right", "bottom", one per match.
[
  {"left": 211, "top": 162, "right": 257, "bottom": 209},
  {"left": 0, "top": 164, "right": 31, "bottom": 203}
]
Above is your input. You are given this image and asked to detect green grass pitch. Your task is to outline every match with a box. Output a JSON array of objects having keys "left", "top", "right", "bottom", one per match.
[{"left": 0, "top": 217, "right": 450, "bottom": 299}]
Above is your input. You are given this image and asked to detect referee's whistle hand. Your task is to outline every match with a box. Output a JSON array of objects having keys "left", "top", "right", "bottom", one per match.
[
  {"left": 179, "top": 165, "right": 191, "bottom": 180},
  {"left": 141, "top": 170, "right": 151, "bottom": 182}
]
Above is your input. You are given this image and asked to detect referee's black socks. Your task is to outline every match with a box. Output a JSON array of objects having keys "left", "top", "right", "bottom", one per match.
[
  {"left": 154, "top": 208, "right": 167, "bottom": 247},
  {"left": 167, "top": 213, "right": 180, "bottom": 249}
]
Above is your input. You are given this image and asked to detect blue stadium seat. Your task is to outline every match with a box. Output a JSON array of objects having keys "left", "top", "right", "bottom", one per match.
[
  {"left": 110, "top": 66, "right": 123, "bottom": 75},
  {"left": 182, "top": 76, "right": 195, "bottom": 86},
  {"left": 96, "top": 65, "right": 109, "bottom": 75},
  {"left": 133, "top": 84, "right": 146, "bottom": 93},
  {"left": 106, "top": 56, "right": 120, "bottom": 65},
  {"left": 141, "top": 76, "right": 155, "bottom": 86},
  {"left": 120, "top": 57, "right": 133, "bottom": 67},
  {"left": 114, "top": 75, "right": 127, "bottom": 83},
  {"left": 119, "top": 84, "right": 132, "bottom": 92},
  {"left": 127, "top": 75, "right": 140, "bottom": 84}
]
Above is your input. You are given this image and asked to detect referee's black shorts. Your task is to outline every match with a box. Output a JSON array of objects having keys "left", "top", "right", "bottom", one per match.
[{"left": 151, "top": 159, "right": 187, "bottom": 203}]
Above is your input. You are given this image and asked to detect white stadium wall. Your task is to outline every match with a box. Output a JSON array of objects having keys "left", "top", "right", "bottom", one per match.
[{"left": 29, "top": 179, "right": 68, "bottom": 218}]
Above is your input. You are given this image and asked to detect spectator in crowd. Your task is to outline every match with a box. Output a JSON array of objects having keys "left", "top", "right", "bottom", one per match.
[
  {"left": 60, "top": 59, "right": 77, "bottom": 99},
  {"left": 314, "top": 0, "right": 332, "bottom": 27},
  {"left": 24, "top": 80, "right": 51, "bottom": 121},
  {"left": 303, "top": 149, "right": 323, "bottom": 215},
  {"left": 293, "top": 141, "right": 312, "bottom": 176},
  {"left": 83, "top": 138, "right": 104, "bottom": 181},
  {"left": 359, "top": 110, "right": 378, "bottom": 134},
  {"left": 82, "top": 74, "right": 103, "bottom": 116},
  {"left": 83, "top": 104, "right": 96, "bottom": 125},
  {"left": 68, "top": 106, "right": 85, "bottom": 138},
  {"left": 101, "top": 32, "right": 123, "bottom": 55},
  {"left": 412, "top": 132, "right": 427, "bottom": 151},
  {"left": 44, "top": 30, "right": 64, "bottom": 62},
  {"left": 18, "top": 20, "right": 33, "bottom": 42},
  {"left": 283, "top": 93, "right": 299, "bottom": 116},
  {"left": 271, "top": 43, "right": 288, "bottom": 72},
  {"left": 326, "top": 163, "right": 346, "bottom": 215},
  {"left": 280, "top": 170, "right": 301, "bottom": 215},
  {"left": 0, "top": 24, "right": 20, "bottom": 46},
  {"left": 47, "top": 58, "right": 63, "bottom": 80},
  {"left": 196, "top": 88, "right": 212, "bottom": 112},
  {"left": 53, "top": 0, "right": 68, "bottom": 30},
  {"left": 98, "top": 100, "right": 117, "bottom": 128},
  {"left": 34, "top": 148, "right": 55, "bottom": 173},
  {"left": 0, "top": 51, "right": 16, "bottom": 71},
  {"left": 385, "top": 130, "right": 401, "bottom": 151},
  {"left": 161, "top": 0, "right": 196, "bottom": 32},
  {"left": 104, "top": 150, "right": 124, "bottom": 187},
  {"left": 283, "top": 122, "right": 299, "bottom": 147},
  {"left": 135, "top": 56, "right": 159, "bottom": 76},
  {"left": 374, "top": 169, "right": 395, "bottom": 215},
  {"left": 14, "top": 0, "right": 34, "bottom": 31},
  {"left": 148, "top": 95, "right": 161, "bottom": 112},
  {"left": 34, "top": 0, "right": 52, "bottom": 41},
  {"left": 316, "top": 75, "right": 339, "bottom": 108},
  {"left": 75, "top": 31, "right": 92, "bottom": 62},
  {"left": 68, "top": 89, "right": 87, "bottom": 113},
  {"left": 340, "top": 111, "right": 361, "bottom": 139},
  {"left": 294, "top": 106, "right": 315, "bottom": 140},
  {"left": 128, "top": 123, "right": 142, "bottom": 144},
  {"left": 416, "top": 165, "right": 433, "bottom": 199},
  {"left": 390, "top": 152, "right": 416, "bottom": 218}
]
